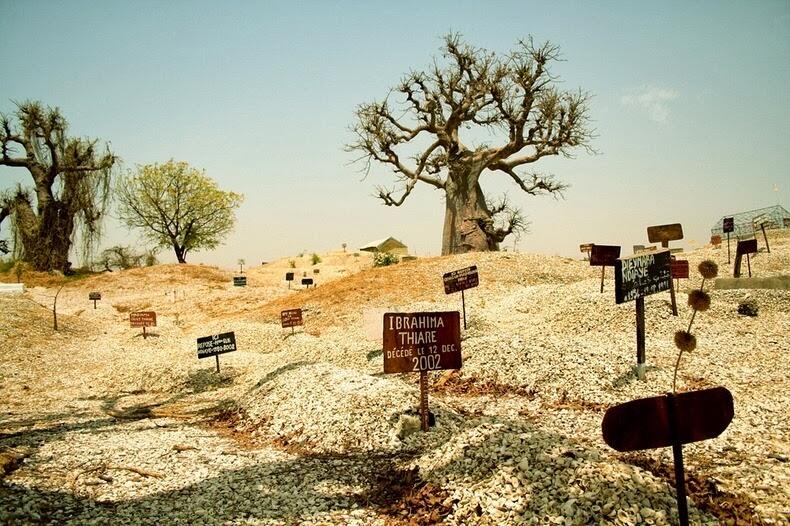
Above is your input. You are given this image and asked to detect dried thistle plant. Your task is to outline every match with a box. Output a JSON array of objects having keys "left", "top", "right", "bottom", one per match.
[{"left": 672, "top": 260, "right": 718, "bottom": 392}]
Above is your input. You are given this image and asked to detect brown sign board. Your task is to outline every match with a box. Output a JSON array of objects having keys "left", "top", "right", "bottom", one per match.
[
  {"left": 737, "top": 239, "right": 758, "bottom": 255},
  {"left": 579, "top": 243, "right": 594, "bottom": 253},
  {"left": 443, "top": 266, "right": 479, "bottom": 294},
  {"left": 722, "top": 217, "right": 734, "bottom": 233},
  {"left": 233, "top": 276, "right": 247, "bottom": 287},
  {"left": 280, "top": 308, "right": 303, "bottom": 328},
  {"left": 197, "top": 331, "right": 237, "bottom": 359},
  {"left": 302, "top": 278, "right": 313, "bottom": 286},
  {"left": 130, "top": 311, "right": 156, "bottom": 328},
  {"left": 647, "top": 223, "right": 684, "bottom": 244},
  {"left": 590, "top": 245, "right": 621, "bottom": 266},
  {"left": 285, "top": 272, "right": 294, "bottom": 281},
  {"left": 614, "top": 250, "right": 672, "bottom": 304},
  {"left": 382, "top": 312, "right": 461, "bottom": 374},
  {"left": 670, "top": 260, "right": 690, "bottom": 279},
  {"left": 89, "top": 292, "right": 101, "bottom": 300},
  {"left": 711, "top": 235, "right": 722, "bottom": 246},
  {"left": 602, "top": 387, "right": 734, "bottom": 452}
]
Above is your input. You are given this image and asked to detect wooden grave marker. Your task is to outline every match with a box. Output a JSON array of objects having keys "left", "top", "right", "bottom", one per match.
[
  {"left": 233, "top": 276, "right": 247, "bottom": 287},
  {"left": 301, "top": 277, "right": 314, "bottom": 288},
  {"left": 734, "top": 239, "right": 758, "bottom": 278},
  {"left": 442, "top": 265, "right": 479, "bottom": 329},
  {"left": 752, "top": 214, "right": 773, "bottom": 253},
  {"left": 197, "top": 331, "right": 237, "bottom": 373},
  {"left": 285, "top": 272, "right": 294, "bottom": 289},
  {"left": 590, "top": 245, "right": 621, "bottom": 293},
  {"left": 603, "top": 387, "right": 734, "bottom": 526},
  {"left": 280, "top": 308, "right": 303, "bottom": 336},
  {"left": 670, "top": 259, "right": 689, "bottom": 292},
  {"left": 647, "top": 223, "right": 683, "bottom": 316},
  {"left": 89, "top": 291, "right": 101, "bottom": 309},
  {"left": 723, "top": 217, "right": 734, "bottom": 263},
  {"left": 579, "top": 243, "right": 594, "bottom": 261},
  {"left": 382, "top": 312, "right": 462, "bottom": 431},
  {"left": 614, "top": 250, "right": 672, "bottom": 379},
  {"left": 130, "top": 311, "right": 157, "bottom": 339}
]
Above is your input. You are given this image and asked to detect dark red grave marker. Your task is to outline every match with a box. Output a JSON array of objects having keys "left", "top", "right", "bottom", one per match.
[
  {"left": 382, "top": 312, "right": 462, "bottom": 431},
  {"left": 443, "top": 266, "right": 479, "bottom": 329},
  {"left": 130, "top": 311, "right": 156, "bottom": 339},
  {"left": 603, "top": 387, "right": 734, "bottom": 526},
  {"left": 590, "top": 245, "right": 621, "bottom": 293}
]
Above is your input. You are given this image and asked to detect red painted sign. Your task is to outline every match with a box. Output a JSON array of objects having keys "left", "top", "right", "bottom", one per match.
[
  {"left": 130, "top": 311, "right": 156, "bottom": 328},
  {"left": 670, "top": 260, "right": 690, "bottom": 279},
  {"left": 602, "top": 387, "right": 734, "bottom": 452},
  {"left": 382, "top": 312, "right": 461, "bottom": 374},
  {"left": 280, "top": 308, "right": 303, "bottom": 328}
]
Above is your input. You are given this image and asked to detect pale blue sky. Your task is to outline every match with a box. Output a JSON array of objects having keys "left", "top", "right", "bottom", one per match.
[{"left": 2, "top": 1, "right": 789, "bottom": 266}]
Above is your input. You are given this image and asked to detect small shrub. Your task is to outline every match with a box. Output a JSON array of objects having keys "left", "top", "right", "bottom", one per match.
[
  {"left": 373, "top": 252, "right": 399, "bottom": 267},
  {"left": 288, "top": 260, "right": 296, "bottom": 268},
  {"left": 311, "top": 253, "right": 321, "bottom": 265}
]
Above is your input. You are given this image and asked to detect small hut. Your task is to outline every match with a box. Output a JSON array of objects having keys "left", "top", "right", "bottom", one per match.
[{"left": 359, "top": 237, "right": 409, "bottom": 257}]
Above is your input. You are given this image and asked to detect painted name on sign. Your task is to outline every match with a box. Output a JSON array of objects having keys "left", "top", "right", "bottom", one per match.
[
  {"left": 302, "top": 278, "right": 313, "bottom": 286},
  {"left": 285, "top": 272, "right": 294, "bottom": 281},
  {"left": 443, "top": 266, "right": 479, "bottom": 294},
  {"left": 89, "top": 292, "right": 101, "bottom": 300},
  {"left": 233, "top": 276, "right": 247, "bottom": 287},
  {"left": 722, "top": 217, "right": 734, "bottom": 233},
  {"left": 130, "top": 311, "right": 157, "bottom": 327},
  {"left": 280, "top": 308, "right": 303, "bottom": 328},
  {"left": 382, "top": 312, "right": 461, "bottom": 374},
  {"left": 614, "top": 250, "right": 672, "bottom": 304},
  {"left": 197, "top": 331, "right": 237, "bottom": 359}
]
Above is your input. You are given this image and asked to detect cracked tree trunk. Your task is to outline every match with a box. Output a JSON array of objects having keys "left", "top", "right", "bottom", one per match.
[
  {"left": 13, "top": 198, "right": 74, "bottom": 272},
  {"left": 441, "top": 168, "right": 497, "bottom": 255}
]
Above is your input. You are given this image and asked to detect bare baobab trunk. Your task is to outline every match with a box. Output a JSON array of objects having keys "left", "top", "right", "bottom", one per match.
[
  {"left": 442, "top": 164, "right": 498, "bottom": 255},
  {"left": 13, "top": 196, "right": 74, "bottom": 272}
]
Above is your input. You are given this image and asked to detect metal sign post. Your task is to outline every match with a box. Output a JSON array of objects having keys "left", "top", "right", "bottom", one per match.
[
  {"left": 602, "top": 387, "right": 734, "bottom": 526},
  {"left": 723, "top": 217, "right": 734, "bottom": 263},
  {"left": 647, "top": 223, "right": 684, "bottom": 316},
  {"left": 130, "top": 311, "right": 157, "bottom": 339},
  {"left": 382, "top": 312, "right": 462, "bottom": 432},
  {"left": 197, "top": 331, "right": 237, "bottom": 373},
  {"left": 590, "top": 245, "right": 621, "bottom": 293},
  {"left": 615, "top": 250, "right": 672, "bottom": 379},
  {"left": 443, "top": 266, "right": 479, "bottom": 329}
]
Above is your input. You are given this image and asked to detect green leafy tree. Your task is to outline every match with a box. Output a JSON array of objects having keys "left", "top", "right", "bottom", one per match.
[
  {"left": 0, "top": 101, "right": 116, "bottom": 271},
  {"left": 117, "top": 160, "right": 243, "bottom": 263},
  {"left": 348, "top": 34, "right": 593, "bottom": 255}
]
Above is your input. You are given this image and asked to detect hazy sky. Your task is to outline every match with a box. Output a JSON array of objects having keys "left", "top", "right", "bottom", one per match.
[{"left": 2, "top": 1, "right": 789, "bottom": 267}]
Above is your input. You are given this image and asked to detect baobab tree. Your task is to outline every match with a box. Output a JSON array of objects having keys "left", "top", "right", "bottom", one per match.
[
  {"left": 0, "top": 101, "right": 116, "bottom": 271},
  {"left": 348, "top": 34, "right": 593, "bottom": 254}
]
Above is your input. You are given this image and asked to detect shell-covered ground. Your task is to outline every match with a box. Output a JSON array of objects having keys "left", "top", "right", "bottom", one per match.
[{"left": 1, "top": 233, "right": 788, "bottom": 525}]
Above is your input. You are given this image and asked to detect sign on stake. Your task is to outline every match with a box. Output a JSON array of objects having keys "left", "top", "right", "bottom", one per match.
[
  {"left": 197, "top": 331, "right": 237, "bottom": 373},
  {"left": 130, "top": 311, "right": 156, "bottom": 339},
  {"left": 614, "top": 250, "right": 672, "bottom": 379},
  {"left": 233, "top": 276, "right": 247, "bottom": 287},
  {"left": 603, "top": 386, "right": 734, "bottom": 526},
  {"left": 723, "top": 217, "right": 734, "bottom": 263},
  {"left": 280, "top": 308, "right": 303, "bottom": 336},
  {"left": 733, "top": 239, "right": 757, "bottom": 278},
  {"left": 670, "top": 259, "right": 689, "bottom": 292},
  {"left": 443, "top": 266, "right": 479, "bottom": 329},
  {"left": 88, "top": 292, "right": 101, "bottom": 309},
  {"left": 382, "top": 312, "right": 462, "bottom": 431},
  {"left": 285, "top": 272, "right": 294, "bottom": 289},
  {"left": 579, "top": 243, "right": 593, "bottom": 261},
  {"left": 590, "top": 245, "right": 621, "bottom": 293},
  {"left": 647, "top": 223, "right": 683, "bottom": 316}
]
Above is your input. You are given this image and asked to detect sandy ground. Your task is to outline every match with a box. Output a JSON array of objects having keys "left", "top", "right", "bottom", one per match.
[{"left": 1, "top": 232, "right": 788, "bottom": 525}]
